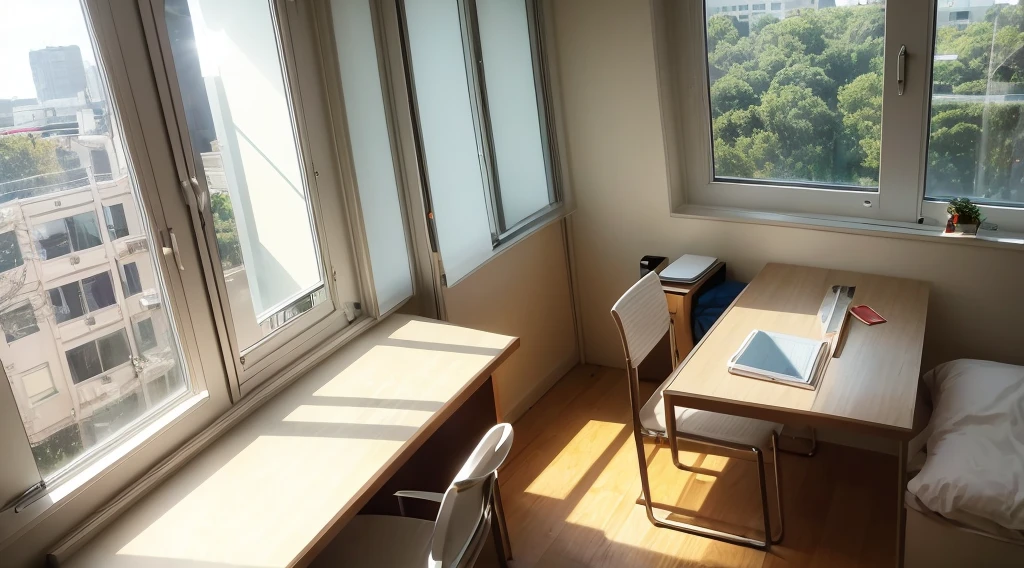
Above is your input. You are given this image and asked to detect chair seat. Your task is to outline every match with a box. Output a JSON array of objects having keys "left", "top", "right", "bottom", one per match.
[
  {"left": 311, "top": 514, "right": 434, "bottom": 567},
  {"left": 640, "top": 376, "right": 780, "bottom": 448}
]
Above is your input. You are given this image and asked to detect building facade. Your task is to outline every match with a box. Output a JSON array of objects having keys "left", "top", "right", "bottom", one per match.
[
  {"left": 0, "top": 128, "right": 182, "bottom": 472},
  {"left": 28, "top": 46, "right": 88, "bottom": 104}
]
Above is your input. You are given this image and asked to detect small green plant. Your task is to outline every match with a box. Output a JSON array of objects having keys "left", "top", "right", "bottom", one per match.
[{"left": 946, "top": 197, "right": 985, "bottom": 225}]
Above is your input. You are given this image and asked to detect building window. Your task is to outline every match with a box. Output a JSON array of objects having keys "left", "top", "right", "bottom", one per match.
[
  {"left": 950, "top": 10, "right": 970, "bottom": 22},
  {"left": 136, "top": 317, "right": 157, "bottom": 352},
  {"left": 771, "top": 2, "right": 781, "bottom": 10},
  {"left": 66, "top": 328, "right": 132, "bottom": 384},
  {"left": 48, "top": 271, "right": 116, "bottom": 324},
  {"left": 103, "top": 203, "right": 130, "bottom": 240},
  {"left": 82, "top": 271, "right": 117, "bottom": 311},
  {"left": 0, "top": 303, "right": 39, "bottom": 343},
  {"left": 0, "top": 231, "right": 24, "bottom": 273},
  {"left": 49, "top": 282, "right": 86, "bottom": 324},
  {"left": 121, "top": 261, "right": 143, "bottom": 297},
  {"left": 753, "top": 3, "right": 766, "bottom": 10},
  {"left": 32, "top": 212, "right": 103, "bottom": 260},
  {"left": 22, "top": 365, "right": 57, "bottom": 406}
]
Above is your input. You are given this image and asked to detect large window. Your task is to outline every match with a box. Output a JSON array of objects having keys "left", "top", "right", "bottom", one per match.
[
  {"left": 663, "top": 0, "right": 1024, "bottom": 233},
  {"left": 157, "top": 0, "right": 365, "bottom": 386},
  {"left": 0, "top": 0, "right": 223, "bottom": 527},
  {"left": 924, "top": 3, "right": 1024, "bottom": 210}
]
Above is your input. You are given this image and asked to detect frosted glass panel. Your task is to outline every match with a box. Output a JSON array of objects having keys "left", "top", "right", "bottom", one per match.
[
  {"left": 476, "top": 0, "right": 552, "bottom": 228},
  {"left": 331, "top": 0, "right": 413, "bottom": 314},
  {"left": 404, "top": 0, "right": 494, "bottom": 285}
]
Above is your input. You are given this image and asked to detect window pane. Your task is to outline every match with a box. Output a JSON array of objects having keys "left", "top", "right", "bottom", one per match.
[
  {"left": 49, "top": 282, "right": 85, "bottom": 323},
  {"left": 67, "top": 211, "right": 102, "bottom": 251},
  {"left": 33, "top": 218, "right": 71, "bottom": 260},
  {"left": 476, "top": 0, "right": 554, "bottom": 229},
  {"left": 82, "top": 271, "right": 116, "bottom": 311},
  {"left": 66, "top": 341, "right": 103, "bottom": 384},
  {"left": 0, "top": 231, "right": 24, "bottom": 272},
  {"left": 97, "top": 329, "right": 131, "bottom": 371},
  {"left": 0, "top": 303, "right": 39, "bottom": 342},
  {"left": 925, "top": 3, "right": 1024, "bottom": 207},
  {"left": 164, "top": 0, "right": 327, "bottom": 351},
  {"left": 22, "top": 365, "right": 57, "bottom": 405},
  {"left": 704, "top": 1, "right": 885, "bottom": 188},
  {"left": 122, "top": 261, "right": 142, "bottom": 296},
  {"left": 1, "top": 0, "right": 191, "bottom": 479},
  {"left": 136, "top": 317, "right": 157, "bottom": 352},
  {"left": 103, "top": 203, "right": 130, "bottom": 240}
]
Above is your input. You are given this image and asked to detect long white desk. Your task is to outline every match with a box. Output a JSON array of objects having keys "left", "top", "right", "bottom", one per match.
[{"left": 62, "top": 315, "right": 519, "bottom": 567}]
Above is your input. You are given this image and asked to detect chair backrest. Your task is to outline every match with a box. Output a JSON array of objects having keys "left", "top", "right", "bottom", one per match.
[
  {"left": 610, "top": 271, "right": 671, "bottom": 369},
  {"left": 430, "top": 423, "right": 514, "bottom": 568}
]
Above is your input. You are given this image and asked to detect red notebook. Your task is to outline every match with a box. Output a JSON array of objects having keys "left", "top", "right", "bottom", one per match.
[{"left": 850, "top": 305, "right": 886, "bottom": 325}]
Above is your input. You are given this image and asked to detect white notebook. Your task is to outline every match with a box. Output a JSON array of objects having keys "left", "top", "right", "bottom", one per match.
[
  {"left": 727, "top": 330, "right": 829, "bottom": 390},
  {"left": 661, "top": 254, "right": 717, "bottom": 283}
]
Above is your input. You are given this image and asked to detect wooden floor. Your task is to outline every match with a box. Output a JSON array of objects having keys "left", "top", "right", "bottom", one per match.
[{"left": 498, "top": 364, "right": 897, "bottom": 568}]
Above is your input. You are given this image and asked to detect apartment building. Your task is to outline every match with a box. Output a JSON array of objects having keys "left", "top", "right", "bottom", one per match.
[{"left": 0, "top": 137, "right": 180, "bottom": 470}]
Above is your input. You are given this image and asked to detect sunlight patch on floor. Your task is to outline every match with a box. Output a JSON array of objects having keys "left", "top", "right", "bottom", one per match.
[{"left": 524, "top": 419, "right": 627, "bottom": 500}]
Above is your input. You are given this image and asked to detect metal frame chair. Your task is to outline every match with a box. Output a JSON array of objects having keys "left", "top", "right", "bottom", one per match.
[{"left": 611, "top": 272, "right": 803, "bottom": 550}]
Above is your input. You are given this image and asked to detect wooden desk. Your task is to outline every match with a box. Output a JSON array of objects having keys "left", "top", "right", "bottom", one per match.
[
  {"left": 662, "top": 263, "right": 928, "bottom": 566},
  {"left": 62, "top": 315, "right": 519, "bottom": 568}
]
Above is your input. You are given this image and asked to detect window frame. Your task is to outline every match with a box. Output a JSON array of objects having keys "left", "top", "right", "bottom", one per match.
[
  {"left": 459, "top": 0, "right": 563, "bottom": 247},
  {"left": 143, "top": 0, "right": 376, "bottom": 396},
  {"left": 655, "top": 0, "right": 1024, "bottom": 236},
  {"left": 0, "top": 0, "right": 233, "bottom": 548},
  {"left": 0, "top": 302, "right": 41, "bottom": 343}
]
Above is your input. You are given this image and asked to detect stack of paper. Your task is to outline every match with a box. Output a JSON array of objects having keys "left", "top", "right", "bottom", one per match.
[
  {"left": 660, "top": 254, "right": 718, "bottom": 284},
  {"left": 727, "top": 330, "right": 829, "bottom": 390}
]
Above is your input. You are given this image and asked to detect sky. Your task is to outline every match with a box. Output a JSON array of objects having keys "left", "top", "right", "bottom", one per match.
[{"left": 0, "top": 0, "right": 97, "bottom": 100}]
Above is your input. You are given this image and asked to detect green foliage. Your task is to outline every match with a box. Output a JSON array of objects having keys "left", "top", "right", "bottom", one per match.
[
  {"left": 707, "top": 3, "right": 1024, "bottom": 201},
  {"left": 0, "top": 135, "right": 61, "bottom": 185},
  {"left": 210, "top": 192, "right": 243, "bottom": 270},
  {"left": 946, "top": 197, "right": 984, "bottom": 224}
]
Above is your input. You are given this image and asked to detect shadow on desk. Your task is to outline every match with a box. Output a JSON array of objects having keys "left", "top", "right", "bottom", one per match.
[{"left": 61, "top": 316, "right": 517, "bottom": 568}]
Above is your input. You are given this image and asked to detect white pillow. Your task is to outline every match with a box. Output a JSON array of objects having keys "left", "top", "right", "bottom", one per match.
[{"left": 907, "top": 359, "right": 1024, "bottom": 532}]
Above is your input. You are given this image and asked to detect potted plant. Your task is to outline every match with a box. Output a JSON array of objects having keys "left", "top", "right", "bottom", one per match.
[{"left": 946, "top": 197, "right": 984, "bottom": 235}]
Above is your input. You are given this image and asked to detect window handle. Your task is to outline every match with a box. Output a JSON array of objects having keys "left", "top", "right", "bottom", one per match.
[
  {"left": 162, "top": 229, "right": 185, "bottom": 272},
  {"left": 897, "top": 44, "right": 907, "bottom": 96}
]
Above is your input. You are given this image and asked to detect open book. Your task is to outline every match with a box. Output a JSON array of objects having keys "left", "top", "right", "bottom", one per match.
[{"left": 727, "top": 330, "right": 829, "bottom": 390}]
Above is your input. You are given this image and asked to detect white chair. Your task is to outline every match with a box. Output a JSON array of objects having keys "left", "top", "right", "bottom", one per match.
[
  {"left": 611, "top": 271, "right": 786, "bottom": 550},
  {"left": 312, "top": 423, "right": 514, "bottom": 568}
]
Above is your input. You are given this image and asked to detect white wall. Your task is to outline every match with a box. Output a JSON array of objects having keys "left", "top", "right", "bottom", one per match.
[
  {"left": 444, "top": 220, "right": 578, "bottom": 421},
  {"left": 551, "top": 0, "right": 1024, "bottom": 373}
]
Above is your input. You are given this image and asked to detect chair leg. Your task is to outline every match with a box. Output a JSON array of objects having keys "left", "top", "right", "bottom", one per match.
[
  {"left": 635, "top": 429, "right": 774, "bottom": 550},
  {"left": 770, "top": 431, "right": 784, "bottom": 544},
  {"left": 491, "top": 482, "right": 512, "bottom": 563}
]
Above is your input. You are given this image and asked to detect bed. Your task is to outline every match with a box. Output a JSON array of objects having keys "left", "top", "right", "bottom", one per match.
[{"left": 904, "top": 359, "right": 1024, "bottom": 568}]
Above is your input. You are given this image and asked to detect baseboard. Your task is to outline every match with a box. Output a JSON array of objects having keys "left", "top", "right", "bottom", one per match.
[{"left": 502, "top": 356, "right": 579, "bottom": 424}]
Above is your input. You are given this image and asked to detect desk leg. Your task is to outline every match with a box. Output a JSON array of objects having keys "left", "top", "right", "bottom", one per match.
[
  {"left": 665, "top": 394, "right": 679, "bottom": 468},
  {"left": 896, "top": 439, "right": 907, "bottom": 568}
]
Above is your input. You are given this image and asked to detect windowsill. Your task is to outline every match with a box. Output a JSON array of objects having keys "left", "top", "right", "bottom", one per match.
[
  {"left": 673, "top": 204, "right": 1024, "bottom": 251},
  {"left": 0, "top": 391, "right": 208, "bottom": 547}
]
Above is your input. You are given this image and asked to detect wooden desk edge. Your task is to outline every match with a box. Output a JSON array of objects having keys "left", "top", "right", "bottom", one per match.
[
  {"left": 292, "top": 335, "right": 520, "bottom": 567},
  {"left": 664, "top": 391, "right": 917, "bottom": 441}
]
